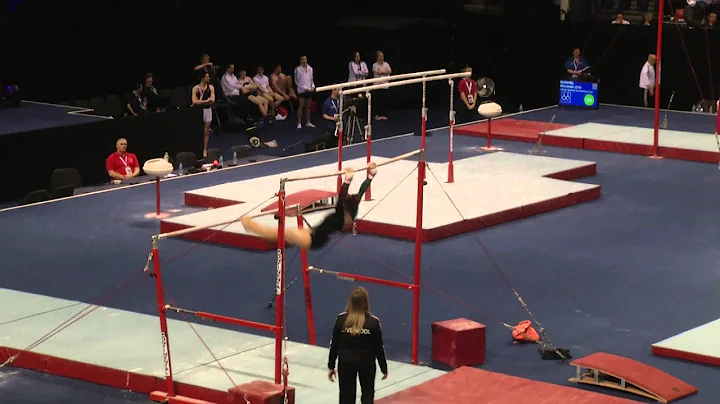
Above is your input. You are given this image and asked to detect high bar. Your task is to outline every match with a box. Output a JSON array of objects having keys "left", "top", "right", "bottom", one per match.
[
  {"left": 314, "top": 69, "right": 446, "bottom": 93},
  {"left": 341, "top": 72, "right": 472, "bottom": 96},
  {"left": 284, "top": 149, "right": 422, "bottom": 183}
]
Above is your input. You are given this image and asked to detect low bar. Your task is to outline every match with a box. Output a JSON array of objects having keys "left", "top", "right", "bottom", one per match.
[
  {"left": 341, "top": 72, "right": 472, "bottom": 97},
  {"left": 307, "top": 266, "right": 416, "bottom": 290},
  {"left": 284, "top": 149, "right": 421, "bottom": 183},
  {"left": 155, "top": 206, "right": 301, "bottom": 240},
  {"left": 165, "top": 305, "right": 280, "bottom": 333},
  {"left": 315, "top": 69, "right": 446, "bottom": 92}
]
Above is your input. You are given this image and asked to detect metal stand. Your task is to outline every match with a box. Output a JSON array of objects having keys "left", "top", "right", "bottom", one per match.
[
  {"left": 144, "top": 177, "right": 171, "bottom": 219},
  {"left": 341, "top": 105, "right": 365, "bottom": 146}
]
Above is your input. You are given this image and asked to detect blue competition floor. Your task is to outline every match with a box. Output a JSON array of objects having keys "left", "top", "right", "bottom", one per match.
[
  {"left": 517, "top": 104, "right": 718, "bottom": 134},
  {"left": 1, "top": 105, "right": 719, "bottom": 403},
  {"left": 0, "top": 101, "right": 105, "bottom": 135}
]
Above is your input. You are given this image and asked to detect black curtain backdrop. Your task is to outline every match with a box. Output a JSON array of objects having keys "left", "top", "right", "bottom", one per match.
[
  {"left": 1, "top": 107, "right": 203, "bottom": 202},
  {"left": 1, "top": 2, "right": 718, "bottom": 135}
]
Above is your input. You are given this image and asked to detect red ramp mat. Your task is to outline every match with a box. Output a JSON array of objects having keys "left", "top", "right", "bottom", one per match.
[
  {"left": 454, "top": 118, "right": 573, "bottom": 142},
  {"left": 569, "top": 352, "right": 698, "bottom": 403},
  {"left": 262, "top": 189, "right": 337, "bottom": 214},
  {"left": 376, "top": 366, "right": 637, "bottom": 404}
]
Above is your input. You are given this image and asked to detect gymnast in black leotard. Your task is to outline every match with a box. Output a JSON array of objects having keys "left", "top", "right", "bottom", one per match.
[
  {"left": 241, "top": 163, "right": 377, "bottom": 251},
  {"left": 308, "top": 168, "right": 374, "bottom": 249}
]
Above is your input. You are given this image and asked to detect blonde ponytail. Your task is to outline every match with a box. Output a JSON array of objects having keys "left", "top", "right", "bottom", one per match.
[{"left": 343, "top": 287, "right": 370, "bottom": 335}]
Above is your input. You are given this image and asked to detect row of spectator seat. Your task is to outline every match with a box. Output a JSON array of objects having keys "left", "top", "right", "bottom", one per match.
[
  {"left": 20, "top": 146, "right": 251, "bottom": 206},
  {"left": 23, "top": 168, "right": 83, "bottom": 205},
  {"left": 59, "top": 86, "right": 196, "bottom": 118},
  {"left": 599, "top": 0, "right": 658, "bottom": 13}
]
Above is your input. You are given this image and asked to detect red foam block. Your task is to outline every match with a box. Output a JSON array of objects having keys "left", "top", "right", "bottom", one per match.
[
  {"left": 431, "top": 318, "right": 486, "bottom": 368},
  {"left": 228, "top": 381, "right": 295, "bottom": 404}
]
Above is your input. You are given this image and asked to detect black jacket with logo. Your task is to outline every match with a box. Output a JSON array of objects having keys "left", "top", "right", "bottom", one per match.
[{"left": 328, "top": 311, "right": 388, "bottom": 374}]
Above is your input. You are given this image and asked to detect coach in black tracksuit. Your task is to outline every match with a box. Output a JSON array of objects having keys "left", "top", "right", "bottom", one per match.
[{"left": 328, "top": 286, "right": 388, "bottom": 404}]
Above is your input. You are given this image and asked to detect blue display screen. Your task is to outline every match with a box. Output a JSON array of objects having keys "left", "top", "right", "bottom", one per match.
[{"left": 559, "top": 80, "right": 599, "bottom": 109}]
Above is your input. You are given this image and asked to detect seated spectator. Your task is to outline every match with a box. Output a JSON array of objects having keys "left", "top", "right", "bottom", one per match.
[
  {"left": 564, "top": 47, "right": 590, "bottom": 80},
  {"left": 106, "top": 138, "right": 140, "bottom": 182},
  {"left": 612, "top": 12, "right": 630, "bottom": 25},
  {"left": 221, "top": 64, "right": 269, "bottom": 119},
  {"left": 125, "top": 84, "right": 147, "bottom": 116},
  {"left": 270, "top": 64, "right": 298, "bottom": 102},
  {"left": 142, "top": 73, "right": 170, "bottom": 113},
  {"left": 643, "top": 13, "right": 653, "bottom": 26},
  {"left": 348, "top": 52, "right": 369, "bottom": 82},
  {"left": 254, "top": 66, "right": 285, "bottom": 120},
  {"left": 704, "top": 12, "right": 717, "bottom": 29}
]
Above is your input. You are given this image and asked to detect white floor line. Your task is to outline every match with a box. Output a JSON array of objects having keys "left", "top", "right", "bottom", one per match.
[
  {"left": 22, "top": 100, "right": 86, "bottom": 110},
  {"left": 67, "top": 109, "right": 112, "bottom": 119},
  {"left": 0, "top": 104, "right": 556, "bottom": 214},
  {"left": 600, "top": 102, "right": 720, "bottom": 116}
]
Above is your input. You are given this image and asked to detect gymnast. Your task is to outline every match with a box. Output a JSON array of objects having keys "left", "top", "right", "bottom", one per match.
[{"left": 241, "top": 162, "right": 378, "bottom": 250}]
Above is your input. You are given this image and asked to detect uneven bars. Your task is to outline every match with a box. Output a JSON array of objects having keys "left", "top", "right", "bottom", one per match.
[
  {"left": 155, "top": 206, "right": 298, "bottom": 240},
  {"left": 283, "top": 149, "right": 421, "bottom": 183},
  {"left": 315, "top": 69, "right": 446, "bottom": 92},
  {"left": 341, "top": 72, "right": 472, "bottom": 96}
]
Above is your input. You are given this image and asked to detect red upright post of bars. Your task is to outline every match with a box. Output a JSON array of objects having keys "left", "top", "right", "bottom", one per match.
[
  {"left": 447, "top": 79, "right": 455, "bottom": 183},
  {"left": 651, "top": 0, "right": 664, "bottom": 157},
  {"left": 421, "top": 81, "right": 427, "bottom": 150},
  {"left": 365, "top": 92, "right": 373, "bottom": 201},
  {"left": 296, "top": 215, "right": 316, "bottom": 345},
  {"left": 274, "top": 182, "right": 287, "bottom": 384},
  {"left": 151, "top": 238, "right": 175, "bottom": 397},
  {"left": 337, "top": 97, "right": 344, "bottom": 194},
  {"left": 412, "top": 150, "right": 426, "bottom": 365}
]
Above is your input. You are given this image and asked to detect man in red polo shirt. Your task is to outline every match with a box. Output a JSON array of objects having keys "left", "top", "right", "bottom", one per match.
[
  {"left": 106, "top": 138, "right": 140, "bottom": 182},
  {"left": 457, "top": 65, "right": 479, "bottom": 124}
]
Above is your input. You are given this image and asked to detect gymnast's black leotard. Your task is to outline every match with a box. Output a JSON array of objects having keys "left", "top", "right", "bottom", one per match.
[{"left": 309, "top": 177, "right": 373, "bottom": 250}]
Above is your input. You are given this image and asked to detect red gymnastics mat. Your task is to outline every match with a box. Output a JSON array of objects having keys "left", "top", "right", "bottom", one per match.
[
  {"left": 376, "top": 366, "right": 638, "bottom": 404},
  {"left": 454, "top": 118, "right": 573, "bottom": 142}
]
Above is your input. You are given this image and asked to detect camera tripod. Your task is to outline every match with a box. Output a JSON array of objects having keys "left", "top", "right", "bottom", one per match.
[{"left": 336, "top": 105, "right": 365, "bottom": 146}]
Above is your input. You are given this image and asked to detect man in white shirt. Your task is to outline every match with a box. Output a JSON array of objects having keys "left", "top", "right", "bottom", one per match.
[
  {"left": 612, "top": 12, "right": 630, "bottom": 25},
  {"left": 348, "top": 52, "right": 369, "bottom": 82},
  {"left": 221, "top": 64, "right": 271, "bottom": 119},
  {"left": 253, "top": 67, "right": 285, "bottom": 121},
  {"left": 294, "top": 55, "right": 316, "bottom": 129},
  {"left": 371, "top": 51, "right": 392, "bottom": 120},
  {"left": 639, "top": 54, "right": 658, "bottom": 107}
]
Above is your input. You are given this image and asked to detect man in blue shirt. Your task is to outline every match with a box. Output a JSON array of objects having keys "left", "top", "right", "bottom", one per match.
[
  {"left": 564, "top": 47, "right": 591, "bottom": 80},
  {"left": 322, "top": 88, "right": 341, "bottom": 136}
]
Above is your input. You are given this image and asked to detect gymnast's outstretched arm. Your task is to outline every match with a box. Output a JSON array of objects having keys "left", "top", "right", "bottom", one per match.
[{"left": 354, "top": 162, "right": 377, "bottom": 201}]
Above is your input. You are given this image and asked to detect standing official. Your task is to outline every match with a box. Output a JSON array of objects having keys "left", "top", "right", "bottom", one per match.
[
  {"left": 639, "top": 54, "right": 658, "bottom": 108},
  {"left": 322, "top": 88, "right": 341, "bottom": 137},
  {"left": 458, "top": 65, "right": 479, "bottom": 124},
  {"left": 328, "top": 287, "right": 388, "bottom": 404}
]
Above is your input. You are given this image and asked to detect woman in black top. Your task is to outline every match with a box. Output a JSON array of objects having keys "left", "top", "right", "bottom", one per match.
[
  {"left": 328, "top": 286, "right": 388, "bottom": 404},
  {"left": 241, "top": 163, "right": 377, "bottom": 250}
]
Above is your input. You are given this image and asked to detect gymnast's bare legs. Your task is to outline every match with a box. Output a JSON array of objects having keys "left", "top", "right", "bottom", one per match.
[{"left": 241, "top": 163, "right": 377, "bottom": 250}]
